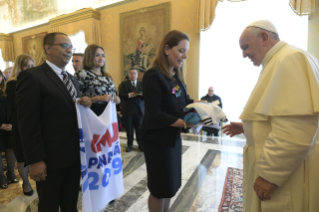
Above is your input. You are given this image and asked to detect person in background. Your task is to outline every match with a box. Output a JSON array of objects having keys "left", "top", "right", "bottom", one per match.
[
  {"left": 0, "top": 70, "right": 16, "bottom": 190},
  {"left": 142, "top": 30, "right": 194, "bottom": 212},
  {"left": 201, "top": 86, "right": 223, "bottom": 137},
  {"left": 119, "top": 68, "right": 144, "bottom": 152},
  {"left": 200, "top": 86, "right": 222, "bottom": 108},
  {"left": 75, "top": 44, "right": 120, "bottom": 116},
  {"left": 3, "top": 67, "right": 12, "bottom": 82},
  {"left": 5, "top": 54, "right": 35, "bottom": 196},
  {"left": 72, "top": 53, "right": 83, "bottom": 73}
]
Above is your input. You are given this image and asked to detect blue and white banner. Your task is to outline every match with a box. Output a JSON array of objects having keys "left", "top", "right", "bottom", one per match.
[{"left": 76, "top": 101, "right": 124, "bottom": 212}]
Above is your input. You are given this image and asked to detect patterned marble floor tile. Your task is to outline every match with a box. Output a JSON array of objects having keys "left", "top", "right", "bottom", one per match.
[
  {"left": 0, "top": 157, "right": 37, "bottom": 206},
  {"left": 189, "top": 152, "right": 243, "bottom": 212},
  {"left": 2, "top": 133, "right": 246, "bottom": 212}
]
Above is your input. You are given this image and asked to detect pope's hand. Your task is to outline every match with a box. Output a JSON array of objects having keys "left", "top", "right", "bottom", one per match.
[
  {"left": 77, "top": 96, "right": 92, "bottom": 107},
  {"left": 29, "top": 161, "right": 47, "bottom": 181},
  {"left": 222, "top": 122, "right": 244, "bottom": 137},
  {"left": 253, "top": 176, "right": 277, "bottom": 201}
]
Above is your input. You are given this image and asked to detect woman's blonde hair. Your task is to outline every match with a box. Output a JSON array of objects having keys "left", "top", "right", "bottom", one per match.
[
  {"left": 150, "top": 30, "right": 190, "bottom": 83},
  {"left": 5, "top": 54, "right": 34, "bottom": 89},
  {"left": 83, "top": 44, "right": 112, "bottom": 80}
]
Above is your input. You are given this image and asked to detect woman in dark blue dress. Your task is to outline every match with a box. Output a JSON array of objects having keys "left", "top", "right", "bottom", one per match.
[
  {"left": 6, "top": 54, "right": 35, "bottom": 195},
  {"left": 0, "top": 70, "right": 17, "bottom": 189},
  {"left": 142, "top": 30, "right": 194, "bottom": 212}
]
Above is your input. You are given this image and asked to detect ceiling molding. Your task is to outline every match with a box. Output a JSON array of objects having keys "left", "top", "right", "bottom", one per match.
[{"left": 49, "top": 8, "right": 101, "bottom": 28}]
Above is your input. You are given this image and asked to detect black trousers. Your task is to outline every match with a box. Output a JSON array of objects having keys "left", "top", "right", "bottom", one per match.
[
  {"left": 36, "top": 159, "right": 81, "bottom": 212},
  {"left": 124, "top": 108, "right": 143, "bottom": 148}
]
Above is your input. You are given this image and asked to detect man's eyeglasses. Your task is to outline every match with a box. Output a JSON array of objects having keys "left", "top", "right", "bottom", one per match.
[{"left": 51, "top": 43, "right": 76, "bottom": 52}]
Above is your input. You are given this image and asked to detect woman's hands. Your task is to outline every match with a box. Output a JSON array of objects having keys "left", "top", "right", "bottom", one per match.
[
  {"left": 77, "top": 96, "right": 92, "bottom": 107},
  {"left": 113, "top": 96, "right": 121, "bottom": 104},
  {"left": 101, "top": 94, "right": 113, "bottom": 102},
  {"left": 100, "top": 94, "right": 121, "bottom": 104},
  {"left": 90, "top": 94, "right": 121, "bottom": 104}
]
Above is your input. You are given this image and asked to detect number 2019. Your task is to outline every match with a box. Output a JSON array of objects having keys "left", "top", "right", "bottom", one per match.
[{"left": 83, "top": 157, "right": 122, "bottom": 191}]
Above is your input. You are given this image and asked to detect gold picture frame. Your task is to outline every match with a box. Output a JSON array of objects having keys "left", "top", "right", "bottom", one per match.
[
  {"left": 120, "top": 2, "right": 170, "bottom": 81},
  {"left": 22, "top": 32, "right": 47, "bottom": 67}
]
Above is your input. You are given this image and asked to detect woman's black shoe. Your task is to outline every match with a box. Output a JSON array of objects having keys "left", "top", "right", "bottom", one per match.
[
  {"left": 22, "top": 183, "right": 33, "bottom": 196},
  {"left": 6, "top": 174, "right": 19, "bottom": 184},
  {"left": 0, "top": 183, "right": 8, "bottom": 189}
]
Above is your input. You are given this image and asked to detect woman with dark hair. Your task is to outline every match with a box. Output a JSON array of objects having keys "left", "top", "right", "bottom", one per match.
[
  {"left": 75, "top": 44, "right": 120, "bottom": 115},
  {"left": 5, "top": 54, "right": 35, "bottom": 195},
  {"left": 141, "top": 30, "right": 194, "bottom": 211},
  {"left": 0, "top": 70, "right": 16, "bottom": 189}
]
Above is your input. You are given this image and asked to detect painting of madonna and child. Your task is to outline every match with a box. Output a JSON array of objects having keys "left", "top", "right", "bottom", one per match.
[{"left": 120, "top": 2, "right": 170, "bottom": 81}]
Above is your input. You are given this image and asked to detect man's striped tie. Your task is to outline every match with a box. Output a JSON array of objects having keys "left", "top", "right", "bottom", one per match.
[{"left": 61, "top": 70, "right": 77, "bottom": 102}]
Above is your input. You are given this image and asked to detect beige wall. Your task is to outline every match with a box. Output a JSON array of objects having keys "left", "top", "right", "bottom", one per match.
[
  {"left": 308, "top": 0, "right": 319, "bottom": 59},
  {"left": 13, "top": 24, "right": 51, "bottom": 58},
  {"left": 9, "top": 0, "right": 200, "bottom": 99},
  {"left": 100, "top": 0, "right": 200, "bottom": 99}
]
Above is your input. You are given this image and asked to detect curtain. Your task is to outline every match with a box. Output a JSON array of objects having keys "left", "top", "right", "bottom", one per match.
[
  {"left": 0, "top": 36, "right": 15, "bottom": 62},
  {"left": 50, "top": 19, "right": 101, "bottom": 46},
  {"left": 197, "top": 0, "right": 245, "bottom": 32},
  {"left": 289, "top": 0, "right": 315, "bottom": 16},
  {"left": 198, "top": 0, "right": 314, "bottom": 32}
]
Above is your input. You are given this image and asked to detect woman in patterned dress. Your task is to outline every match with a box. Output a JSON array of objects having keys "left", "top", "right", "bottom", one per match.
[{"left": 75, "top": 44, "right": 120, "bottom": 115}]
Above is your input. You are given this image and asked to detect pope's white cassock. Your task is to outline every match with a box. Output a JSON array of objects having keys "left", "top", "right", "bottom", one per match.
[{"left": 240, "top": 41, "right": 319, "bottom": 212}]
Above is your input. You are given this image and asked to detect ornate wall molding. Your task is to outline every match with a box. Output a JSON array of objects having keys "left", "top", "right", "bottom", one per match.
[{"left": 49, "top": 8, "right": 101, "bottom": 28}]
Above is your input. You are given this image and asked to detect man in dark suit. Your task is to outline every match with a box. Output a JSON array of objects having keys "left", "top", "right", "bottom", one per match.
[
  {"left": 16, "top": 32, "right": 91, "bottom": 212},
  {"left": 200, "top": 86, "right": 222, "bottom": 108},
  {"left": 119, "top": 68, "right": 144, "bottom": 152}
]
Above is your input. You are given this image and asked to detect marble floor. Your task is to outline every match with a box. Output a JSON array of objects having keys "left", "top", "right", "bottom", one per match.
[{"left": 0, "top": 131, "right": 244, "bottom": 212}]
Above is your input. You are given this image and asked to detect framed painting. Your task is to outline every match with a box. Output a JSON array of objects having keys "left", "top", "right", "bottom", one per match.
[
  {"left": 22, "top": 32, "right": 47, "bottom": 66},
  {"left": 120, "top": 2, "right": 170, "bottom": 81}
]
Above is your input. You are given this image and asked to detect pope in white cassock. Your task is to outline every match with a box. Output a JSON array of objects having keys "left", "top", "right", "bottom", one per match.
[{"left": 223, "top": 20, "right": 319, "bottom": 212}]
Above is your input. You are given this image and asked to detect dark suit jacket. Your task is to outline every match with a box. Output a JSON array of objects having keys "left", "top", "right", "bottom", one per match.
[
  {"left": 141, "top": 67, "right": 193, "bottom": 147},
  {"left": 119, "top": 80, "right": 144, "bottom": 117},
  {"left": 200, "top": 94, "right": 222, "bottom": 108},
  {"left": 16, "top": 62, "right": 81, "bottom": 169}
]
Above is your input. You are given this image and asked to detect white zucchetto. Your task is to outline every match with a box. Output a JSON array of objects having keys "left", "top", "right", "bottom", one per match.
[{"left": 247, "top": 20, "right": 278, "bottom": 34}]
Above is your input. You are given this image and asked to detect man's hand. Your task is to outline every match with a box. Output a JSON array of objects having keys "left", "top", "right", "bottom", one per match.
[
  {"left": 129, "top": 92, "right": 136, "bottom": 98},
  {"left": 77, "top": 96, "right": 92, "bottom": 107},
  {"left": 29, "top": 161, "right": 47, "bottom": 181},
  {"left": 0, "top": 124, "right": 12, "bottom": 131},
  {"left": 253, "top": 176, "right": 277, "bottom": 201},
  {"left": 0, "top": 124, "right": 6, "bottom": 130},
  {"left": 4, "top": 124, "right": 12, "bottom": 131},
  {"left": 222, "top": 122, "right": 244, "bottom": 137}
]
